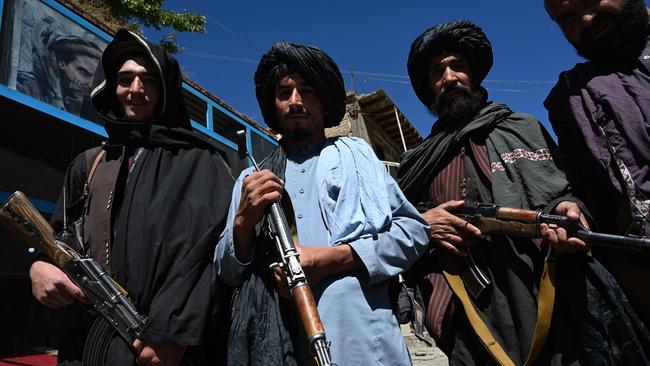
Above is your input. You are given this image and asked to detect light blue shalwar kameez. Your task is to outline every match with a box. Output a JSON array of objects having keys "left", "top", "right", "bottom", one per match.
[{"left": 215, "top": 137, "right": 429, "bottom": 366}]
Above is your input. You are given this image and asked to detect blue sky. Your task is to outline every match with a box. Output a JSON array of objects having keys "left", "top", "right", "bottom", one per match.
[{"left": 146, "top": 1, "right": 595, "bottom": 139}]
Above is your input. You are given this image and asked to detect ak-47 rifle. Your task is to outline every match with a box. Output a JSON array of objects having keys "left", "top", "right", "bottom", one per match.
[
  {"left": 0, "top": 191, "right": 147, "bottom": 362},
  {"left": 417, "top": 202, "right": 650, "bottom": 251},
  {"left": 415, "top": 201, "right": 650, "bottom": 299},
  {"left": 235, "top": 131, "right": 333, "bottom": 366}
]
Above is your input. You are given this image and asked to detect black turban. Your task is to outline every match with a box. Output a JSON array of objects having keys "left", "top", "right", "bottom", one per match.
[
  {"left": 254, "top": 41, "right": 346, "bottom": 131},
  {"left": 407, "top": 20, "right": 493, "bottom": 107}
]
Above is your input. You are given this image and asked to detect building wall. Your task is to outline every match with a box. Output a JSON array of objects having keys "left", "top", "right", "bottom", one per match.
[{"left": 325, "top": 95, "right": 404, "bottom": 164}]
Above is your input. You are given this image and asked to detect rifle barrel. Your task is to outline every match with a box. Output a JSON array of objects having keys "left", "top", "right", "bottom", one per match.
[{"left": 575, "top": 230, "right": 650, "bottom": 252}]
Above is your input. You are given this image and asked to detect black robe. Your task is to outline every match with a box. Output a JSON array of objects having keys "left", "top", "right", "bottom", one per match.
[{"left": 49, "top": 30, "right": 234, "bottom": 365}]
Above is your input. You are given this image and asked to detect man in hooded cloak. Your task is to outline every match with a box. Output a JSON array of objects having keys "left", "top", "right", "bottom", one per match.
[{"left": 28, "top": 29, "right": 234, "bottom": 365}]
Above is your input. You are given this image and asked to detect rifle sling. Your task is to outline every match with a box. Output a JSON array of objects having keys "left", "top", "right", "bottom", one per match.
[
  {"left": 84, "top": 149, "right": 106, "bottom": 197},
  {"left": 439, "top": 251, "right": 556, "bottom": 366}
]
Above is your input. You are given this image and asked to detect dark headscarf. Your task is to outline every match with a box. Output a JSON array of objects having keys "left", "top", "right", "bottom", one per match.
[
  {"left": 90, "top": 29, "right": 211, "bottom": 149},
  {"left": 254, "top": 41, "right": 346, "bottom": 131},
  {"left": 407, "top": 20, "right": 493, "bottom": 107}
]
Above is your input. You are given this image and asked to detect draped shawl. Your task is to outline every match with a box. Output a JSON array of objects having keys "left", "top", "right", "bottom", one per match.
[
  {"left": 398, "top": 102, "right": 568, "bottom": 210},
  {"left": 397, "top": 102, "right": 650, "bottom": 364}
]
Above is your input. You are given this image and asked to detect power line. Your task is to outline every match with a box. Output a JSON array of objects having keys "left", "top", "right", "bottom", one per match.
[
  {"left": 183, "top": 0, "right": 260, "bottom": 51},
  {"left": 485, "top": 79, "right": 554, "bottom": 84},
  {"left": 341, "top": 69, "right": 408, "bottom": 79},
  {"left": 486, "top": 88, "right": 529, "bottom": 93},
  {"left": 342, "top": 68, "right": 555, "bottom": 84},
  {"left": 182, "top": 49, "right": 556, "bottom": 85},
  {"left": 184, "top": 51, "right": 258, "bottom": 64},
  {"left": 180, "top": 1, "right": 555, "bottom": 85},
  {"left": 207, "top": 17, "right": 260, "bottom": 51},
  {"left": 363, "top": 76, "right": 410, "bottom": 84}
]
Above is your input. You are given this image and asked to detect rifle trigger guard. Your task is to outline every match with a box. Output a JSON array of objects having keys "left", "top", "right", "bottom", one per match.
[{"left": 269, "top": 262, "right": 283, "bottom": 271}]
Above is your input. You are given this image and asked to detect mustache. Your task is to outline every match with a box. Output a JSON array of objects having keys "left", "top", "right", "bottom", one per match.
[
  {"left": 580, "top": 13, "right": 615, "bottom": 43},
  {"left": 437, "top": 83, "right": 472, "bottom": 102},
  {"left": 284, "top": 107, "right": 311, "bottom": 118}
]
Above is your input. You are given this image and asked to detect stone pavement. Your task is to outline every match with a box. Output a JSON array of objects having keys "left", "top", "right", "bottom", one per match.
[{"left": 402, "top": 324, "right": 449, "bottom": 366}]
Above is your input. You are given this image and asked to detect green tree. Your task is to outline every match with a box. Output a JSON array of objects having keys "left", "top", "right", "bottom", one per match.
[{"left": 74, "top": 0, "right": 206, "bottom": 53}]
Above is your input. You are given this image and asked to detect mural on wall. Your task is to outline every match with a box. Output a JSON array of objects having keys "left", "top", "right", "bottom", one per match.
[{"left": 6, "top": 0, "right": 108, "bottom": 120}]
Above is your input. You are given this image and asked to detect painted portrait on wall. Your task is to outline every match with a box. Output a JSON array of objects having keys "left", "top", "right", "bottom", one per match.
[{"left": 4, "top": 0, "right": 108, "bottom": 120}]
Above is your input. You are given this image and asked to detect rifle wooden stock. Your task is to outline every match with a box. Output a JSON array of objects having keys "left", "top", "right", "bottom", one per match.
[
  {"left": 1, "top": 191, "right": 150, "bottom": 345},
  {"left": 234, "top": 128, "right": 333, "bottom": 365},
  {"left": 0, "top": 191, "right": 77, "bottom": 267},
  {"left": 449, "top": 202, "right": 650, "bottom": 251},
  {"left": 478, "top": 218, "right": 539, "bottom": 238},
  {"left": 292, "top": 283, "right": 325, "bottom": 340},
  {"left": 268, "top": 202, "right": 333, "bottom": 365},
  {"left": 496, "top": 207, "right": 539, "bottom": 223}
]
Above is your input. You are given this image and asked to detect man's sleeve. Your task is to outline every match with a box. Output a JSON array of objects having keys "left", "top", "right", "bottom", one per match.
[
  {"left": 141, "top": 152, "right": 235, "bottom": 345},
  {"left": 214, "top": 167, "right": 257, "bottom": 287},
  {"left": 544, "top": 77, "right": 595, "bottom": 205},
  {"left": 347, "top": 171, "right": 429, "bottom": 285},
  {"left": 49, "top": 152, "right": 89, "bottom": 232}
]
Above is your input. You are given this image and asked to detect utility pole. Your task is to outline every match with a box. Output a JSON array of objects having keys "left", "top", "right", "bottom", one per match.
[{"left": 349, "top": 69, "right": 358, "bottom": 94}]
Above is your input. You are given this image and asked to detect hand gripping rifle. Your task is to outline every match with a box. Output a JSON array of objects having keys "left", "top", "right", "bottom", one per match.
[
  {"left": 236, "top": 131, "right": 333, "bottom": 366},
  {"left": 418, "top": 202, "right": 650, "bottom": 251},
  {"left": 0, "top": 191, "right": 147, "bottom": 362},
  {"left": 414, "top": 201, "right": 650, "bottom": 300}
]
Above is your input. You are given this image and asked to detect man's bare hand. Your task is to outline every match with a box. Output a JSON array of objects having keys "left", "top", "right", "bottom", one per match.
[
  {"left": 233, "top": 170, "right": 284, "bottom": 260},
  {"left": 272, "top": 266, "right": 291, "bottom": 299},
  {"left": 29, "top": 261, "right": 87, "bottom": 308},
  {"left": 294, "top": 244, "right": 331, "bottom": 286},
  {"left": 542, "top": 201, "right": 590, "bottom": 253},
  {"left": 274, "top": 243, "right": 361, "bottom": 288},
  {"left": 272, "top": 244, "right": 332, "bottom": 298},
  {"left": 422, "top": 200, "right": 481, "bottom": 257},
  {"left": 133, "top": 340, "right": 186, "bottom": 366}
]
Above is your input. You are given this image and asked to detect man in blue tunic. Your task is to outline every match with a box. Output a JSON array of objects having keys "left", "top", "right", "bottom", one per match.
[{"left": 215, "top": 41, "right": 429, "bottom": 365}]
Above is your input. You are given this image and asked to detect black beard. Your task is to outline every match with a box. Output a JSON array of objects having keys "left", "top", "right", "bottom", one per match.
[
  {"left": 283, "top": 126, "right": 314, "bottom": 141},
  {"left": 429, "top": 84, "right": 486, "bottom": 125},
  {"left": 571, "top": 0, "right": 649, "bottom": 66},
  {"left": 279, "top": 107, "right": 318, "bottom": 141}
]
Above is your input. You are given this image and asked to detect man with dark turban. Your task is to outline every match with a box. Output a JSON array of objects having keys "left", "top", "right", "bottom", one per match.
[
  {"left": 215, "top": 41, "right": 429, "bottom": 365},
  {"left": 544, "top": 0, "right": 650, "bottom": 333},
  {"left": 397, "top": 20, "right": 650, "bottom": 365},
  {"left": 28, "top": 29, "right": 234, "bottom": 365}
]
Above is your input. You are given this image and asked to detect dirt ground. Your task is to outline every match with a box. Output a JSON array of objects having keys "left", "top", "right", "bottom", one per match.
[{"left": 402, "top": 324, "right": 449, "bottom": 366}]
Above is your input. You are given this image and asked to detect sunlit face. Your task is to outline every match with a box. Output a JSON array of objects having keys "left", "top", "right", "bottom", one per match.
[
  {"left": 428, "top": 51, "right": 473, "bottom": 99},
  {"left": 115, "top": 57, "right": 161, "bottom": 121},
  {"left": 274, "top": 73, "right": 325, "bottom": 143},
  {"left": 426, "top": 51, "right": 485, "bottom": 124},
  {"left": 545, "top": 0, "right": 625, "bottom": 47},
  {"left": 58, "top": 54, "right": 97, "bottom": 94}
]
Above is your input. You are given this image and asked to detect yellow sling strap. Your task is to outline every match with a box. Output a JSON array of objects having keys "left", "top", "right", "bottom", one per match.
[{"left": 439, "top": 251, "right": 556, "bottom": 366}]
